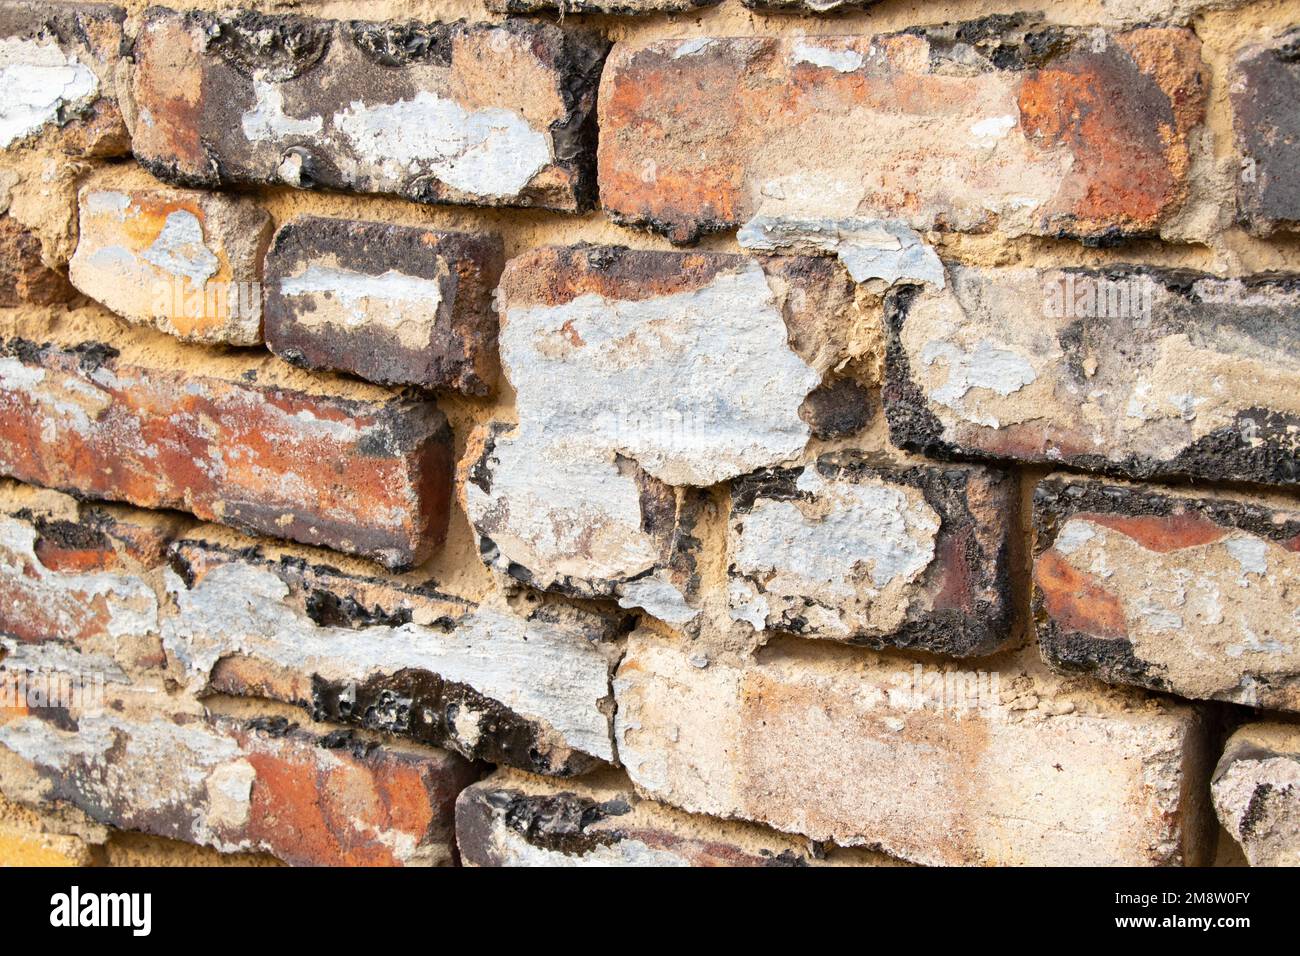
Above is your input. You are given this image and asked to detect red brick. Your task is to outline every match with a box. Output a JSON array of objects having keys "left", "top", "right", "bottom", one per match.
[
  {"left": 0, "top": 711, "right": 476, "bottom": 866},
  {"left": 0, "top": 480, "right": 185, "bottom": 669},
  {"left": 598, "top": 22, "right": 1204, "bottom": 243},
  {"left": 0, "top": 216, "right": 73, "bottom": 306},
  {"left": 0, "top": 338, "right": 452, "bottom": 569}
]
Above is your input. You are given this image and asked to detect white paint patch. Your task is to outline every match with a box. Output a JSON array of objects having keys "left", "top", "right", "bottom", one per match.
[
  {"left": 671, "top": 38, "right": 715, "bottom": 59},
  {"left": 278, "top": 263, "right": 445, "bottom": 343},
  {"left": 0, "top": 38, "right": 98, "bottom": 148},
  {"left": 738, "top": 216, "right": 945, "bottom": 287},
  {"left": 920, "top": 339, "right": 1038, "bottom": 428},
  {"left": 503, "top": 261, "right": 820, "bottom": 487},
  {"left": 617, "top": 574, "right": 698, "bottom": 625},
  {"left": 489, "top": 825, "right": 691, "bottom": 867},
  {"left": 162, "top": 562, "right": 615, "bottom": 762},
  {"left": 1053, "top": 519, "right": 1096, "bottom": 556},
  {"left": 82, "top": 190, "right": 131, "bottom": 219},
  {"left": 969, "top": 115, "right": 1017, "bottom": 147},
  {"left": 1226, "top": 536, "right": 1268, "bottom": 584},
  {"left": 334, "top": 91, "right": 550, "bottom": 199},
  {"left": 241, "top": 78, "right": 324, "bottom": 140},
  {"left": 729, "top": 469, "right": 940, "bottom": 635},
  {"left": 140, "top": 210, "right": 219, "bottom": 287},
  {"left": 791, "top": 41, "right": 865, "bottom": 73},
  {"left": 0, "top": 516, "right": 159, "bottom": 640}
]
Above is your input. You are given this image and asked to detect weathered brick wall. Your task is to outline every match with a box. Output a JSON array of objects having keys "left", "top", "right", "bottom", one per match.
[{"left": 0, "top": 0, "right": 1297, "bottom": 867}]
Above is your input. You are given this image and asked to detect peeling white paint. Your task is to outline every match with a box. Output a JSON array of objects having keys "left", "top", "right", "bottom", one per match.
[
  {"left": 0, "top": 38, "right": 99, "bottom": 148},
  {"left": 617, "top": 574, "right": 698, "bottom": 625},
  {"left": 671, "top": 38, "right": 715, "bottom": 59},
  {"left": 277, "top": 262, "right": 447, "bottom": 348},
  {"left": 729, "top": 468, "right": 940, "bottom": 635},
  {"left": 140, "top": 210, "right": 219, "bottom": 287},
  {"left": 738, "top": 216, "right": 945, "bottom": 287},
  {"left": 503, "top": 260, "right": 820, "bottom": 487},
  {"left": 241, "top": 78, "right": 324, "bottom": 140},
  {"left": 0, "top": 516, "right": 158, "bottom": 641},
  {"left": 487, "top": 825, "right": 691, "bottom": 867},
  {"left": 162, "top": 562, "right": 615, "bottom": 762},
  {"left": 920, "top": 339, "right": 1038, "bottom": 428},
  {"left": 969, "top": 115, "right": 1017, "bottom": 147},
  {"left": 791, "top": 42, "right": 865, "bottom": 73},
  {"left": 333, "top": 91, "right": 550, "bottom": 199}
]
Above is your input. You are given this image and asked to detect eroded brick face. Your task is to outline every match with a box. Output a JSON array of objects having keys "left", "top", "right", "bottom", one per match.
[
  {"left": 0, "top": 482, "right": 185, "bottom": 669},
  {"left": 488, "top": 0, "right": 715, "bottom": 11},
  {"left": 0, "top": 1, "right": 129, "bottom": 156},
  {"left": 0, "top": 711, "right": 475, "bottom": 866},
  {"left": 163, "top": 536, "right": 623, "bottom": 776},
  {"left": 1212, "top": 723, "right": 1300, "bottom": 867},
  {"left": 131, "top": 9, "right": 607, "bottom": 211},
  {"left": 598, "top": 21, "right": 1204, "bottom": 243},
  {"left": 456, "top": 769, "right": 903, "bottom": 867},
  {"left": 0, "top": 339, "right": 452, "bottom": 569},
  {"left": 465, "top": 244, "right": 854, "bottom": 624},
  {"left": 885, "top": 266, "right": 1300, "bottom": 487},
  {"left": 1034, "top": 476, "right": 1300, "bottom": 711},
  {"left": 614, "top": 634, "right": 1215, "bottom": 866},
  {"left": 1233, "top": 28, "right": 1300, "bottom": 236},
  {"left": 263, "top": 216, "right": 503, "bottom": 394},
  {"left": 728, "top": 452, "right": 1014, "bottom": 656},
  {"left": 0, "top": 215, "right": 73, "bottom": 305},
  {"left": 68, "top": 187, "right": 272, "bottom": 345}
]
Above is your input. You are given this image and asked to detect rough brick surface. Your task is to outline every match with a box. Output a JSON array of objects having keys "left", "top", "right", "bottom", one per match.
[
  {"left": 0, "top": 1, "right": 128, "bottom": 155},
  {"left": 615, "top": 633, "right": 1214, "bottom": 866},
  {"left": 0, "top": 480, "right": 184, "bottom": 668},
  {"left": 599, "top": 21, "right": 1204, "bottom": 243},
  {"left": 131, "top": 8, "right": 607, "bottom": 211},
  {"left": 728, "top": 452, "right": 1014, "bottom": 656},
  {"left": 0, "top": 711, "right": 475, "bottom": 866},
  {"left": 163, "top": 536, "right": 623, "bottom": 776},
  {"left": 465, "top": 244, "right": 854, "bottom": 623},
  {"left": 885, "top": 265, "right": 1300, "bottom": 487},
  {"left": 0, "top": 337, "right": 452, "bottom": 569},
  {"left": 1034, "top": 476, "right": 1300, "bottom": 710},
  {"left": 1211, "top": 723, "right": 1300, "bottom": 867},
  {"left": 264, "top": 216, "right": 503, "bottom": 394},
  {"left": 456, "top": 769, "right": 904, "bottom": 867},
  {"left": 488, "top": 0, "right": 715, "bottom": 11},
  {"left": 0, "top": 214, "right": 73, "bottom": 305},
  {"left": 68, "top": 187, "right": 272, "bottom": 345},
  {"left": 1233, "top": 28, "right": 1300, "bottom": 236}
]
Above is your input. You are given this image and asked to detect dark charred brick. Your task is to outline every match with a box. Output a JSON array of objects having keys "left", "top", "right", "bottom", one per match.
[
  {"left": 1233, "top": 29, "right": 1300, "bottom": 236},
  {"left": 1034, "top": 475, "right": 1300, "bottom": 710},
  {"left": 131, "top": 8, "right": 608, "bottom": 211},
  {"left": 455, "top": 769, "right": 902, "bottom": 866},
  {"left": 728, "top": 451, "right": 1015, "bottom": 656},
  {"left": 263, "top": 216, "right": 503, "bottom": 394}
]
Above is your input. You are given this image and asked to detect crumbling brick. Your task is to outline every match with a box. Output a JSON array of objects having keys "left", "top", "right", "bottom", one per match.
[
  {"left": 1212, "top": 722, "right": 1300, "bottom": 866},
  {"left": 131, "top": 8, "right": 608, "bottom": 211},
  {"left": 1233, "top": 27, "right": 1300, "bottom": 236},
  {"left": 263, "top": 216, "right": 503, "bottom": 394},
  {"left": 884, "top": 265, "right": 1300, "bottom": 487}
]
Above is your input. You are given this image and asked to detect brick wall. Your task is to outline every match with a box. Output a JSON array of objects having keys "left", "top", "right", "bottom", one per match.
[{"left": 0, "top": 0, "right": 1297, "bottom": 868}]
